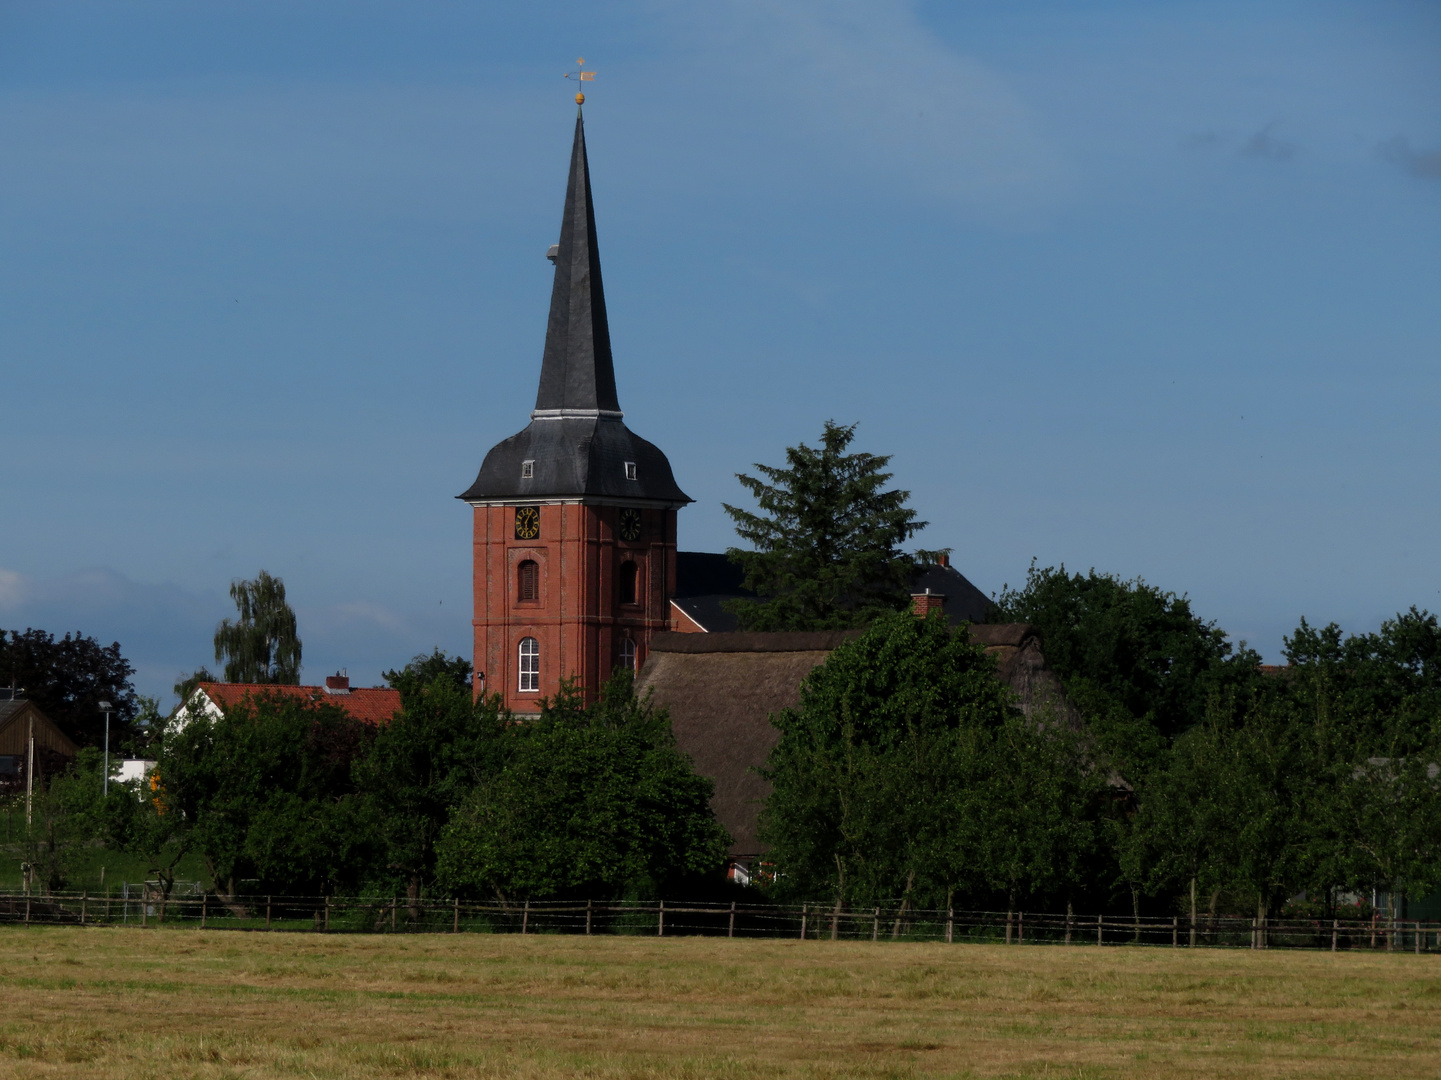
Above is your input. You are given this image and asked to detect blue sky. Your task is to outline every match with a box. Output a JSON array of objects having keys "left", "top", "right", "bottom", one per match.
[{"left": 2, "top": 0, "right": 1438, "bottom": 702}]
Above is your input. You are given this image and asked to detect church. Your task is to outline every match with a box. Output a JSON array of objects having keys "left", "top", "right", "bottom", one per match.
[{"left": 458, "top": 105, "right": 1064, "bottom": 864}]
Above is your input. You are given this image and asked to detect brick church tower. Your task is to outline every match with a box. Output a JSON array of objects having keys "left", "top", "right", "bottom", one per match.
[{"left": 458, "top": 108, "right": 691, "bottom": 712}]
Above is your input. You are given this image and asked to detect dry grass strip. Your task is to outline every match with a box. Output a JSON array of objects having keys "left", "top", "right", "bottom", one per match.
[{"left": 0, "top": 926, "right": 1437, "bottom": 1079}]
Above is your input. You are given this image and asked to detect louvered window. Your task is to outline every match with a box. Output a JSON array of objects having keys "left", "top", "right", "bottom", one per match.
[
  {"left": 518, "top": 560, "right": 539, "bottom": 602},
  {"left": 619, "top": 561, "right": 638, "bottom": 605}
]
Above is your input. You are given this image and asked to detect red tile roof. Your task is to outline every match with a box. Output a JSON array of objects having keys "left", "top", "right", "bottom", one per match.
[{"left": 196, "top": 682, "right": 401, "bottom": 727}]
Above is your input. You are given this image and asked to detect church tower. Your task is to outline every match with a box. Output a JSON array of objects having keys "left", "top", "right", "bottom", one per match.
[{"left": 459, "top": 108, "right": 691, "bottom": 712}]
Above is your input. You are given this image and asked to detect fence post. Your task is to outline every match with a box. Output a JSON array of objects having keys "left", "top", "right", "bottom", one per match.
[
  {"left": 587, "top": 899, "right": 593, "bottom": 936},
  {"left": 140, "top": 895, "right": 146, "bottom": 928},
  {"left": 24, "top": 895, "right": 30, "bottom": 925},
  {"left": 200, "top": 894, "right": 206, "bottom": 929},
  {"left": 266, "top": 895, "right": 272, "bottom": 930},
  {"left": 1097, "top": 913, "right": 1103, "bottom": 946},
  {"left": 799, "top": 903, "right": 807, "bottom": 940},
  {"left": 1065, "top": 905, "right": 1073, "bottom": 945},
  {"left": 522, "top": 899, "right": 529, "bottom": 935},
  {"left": 1332, "top": 918, "right": 1338, "bottom": 952},
  {"left": 1416, "top": 922, "right": 1422, "bottom": 955},
  {"left": 872, "top": 907, "right": 879, "bottom": 942},
  {"left": 454, "top": 897, "right": 461, "bottom": 934},
  {"left": 728, "top": 901, "right": 735, "bottom": 939},
  {"left": 391, "top": 897, "right": 398, "bottom": 933},
  {"left": 324, "top": 896, "right": 331, "bottom": 933},
  {"left": 1018, "top": 912, "right": 1024, "bottom": 944},
  {"left": 1006, "top": 910, "right": 1013, "bottom": 945},
  {"left": 1172, "top": 916, "right": 1178, "bottom": 948},
  {"left": 946, "top": 907, "right": 954, "bottom": 944},
  {"left": 658, "top": 899, "right": 665, "bottom": 937},
  {"left": 81, "top": 891, "right": 86, "bottom": 926}
]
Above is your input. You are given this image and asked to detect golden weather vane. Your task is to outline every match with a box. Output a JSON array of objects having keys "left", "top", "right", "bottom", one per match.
[{"left": 564, "top": 57, "right": 595, "bottom": 104}]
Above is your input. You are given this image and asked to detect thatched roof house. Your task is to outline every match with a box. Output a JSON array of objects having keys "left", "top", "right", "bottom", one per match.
[{"left": 638, "top": 623, "right": 1076, "bottom": 861}]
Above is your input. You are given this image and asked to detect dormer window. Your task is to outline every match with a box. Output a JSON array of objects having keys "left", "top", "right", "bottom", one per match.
[
  {"left": 521, "top": 460, "right": 534, "bottom": 479},
  {"left": 624, "top": 461, "right": 637, "bottom": 481}
]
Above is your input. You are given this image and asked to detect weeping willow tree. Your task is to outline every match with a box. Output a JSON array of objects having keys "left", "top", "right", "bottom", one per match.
[{"left": 213, "top": 571, "right": 302, "bottom": 684}]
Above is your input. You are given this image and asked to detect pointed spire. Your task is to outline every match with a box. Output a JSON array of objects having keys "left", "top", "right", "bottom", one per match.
[{"left": 532, "top": 108, "right": 622, "bottom": 419}]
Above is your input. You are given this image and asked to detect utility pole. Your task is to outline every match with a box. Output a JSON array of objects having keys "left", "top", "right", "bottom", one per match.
[
  {"left": 25, "top": 712, "right": 34, "bottom": 827},
  {"left": 99, "top": 701, "right": 113, "bottom": 797}
]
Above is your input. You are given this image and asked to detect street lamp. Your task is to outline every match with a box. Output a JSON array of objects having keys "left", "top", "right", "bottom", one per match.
[{"left": 98, "top": 701, "right": 112, "bottom": 797}]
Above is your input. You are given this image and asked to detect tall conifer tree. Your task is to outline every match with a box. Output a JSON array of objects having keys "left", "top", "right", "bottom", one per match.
[{"left": 723, "top": 421, "right": 943, "bottom": 631}]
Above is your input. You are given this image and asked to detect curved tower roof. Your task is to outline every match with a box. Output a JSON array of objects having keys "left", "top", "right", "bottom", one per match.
[{"left": 459, "top": 109, "right": 690, "bottom": 506}]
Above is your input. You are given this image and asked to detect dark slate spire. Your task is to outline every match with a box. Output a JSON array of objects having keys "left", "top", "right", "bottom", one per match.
[
  {"left": 458, "top": 109, "right": 690, "bottom": 507},
  {"left": 533, "top": 108, "right": 621, "bottom": 419}
]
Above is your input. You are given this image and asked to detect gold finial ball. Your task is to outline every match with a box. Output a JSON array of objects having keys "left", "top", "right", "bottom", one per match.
[{"left": 575, "top": 91, "right": 585, "bottom": 105}]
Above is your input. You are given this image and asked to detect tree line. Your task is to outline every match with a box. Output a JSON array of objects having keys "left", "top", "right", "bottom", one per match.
[
  {"left": 11, "top": 421, "right": 1441, "bottom": 923},
  {"left": 24, "top": 655, "right": 729, "bottom": 906}
]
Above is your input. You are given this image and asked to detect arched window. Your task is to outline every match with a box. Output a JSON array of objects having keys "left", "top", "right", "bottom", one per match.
[
  {"left": 517, "top": 559, "right": 539, "bottom": 602},
  {"left": 619, "top": 637, "right": 637, "bottom": 672},
  {"left": 518, "top": 637, "right": 539, "bottom": 692},
  {"left": 619, "top": 561, "right": 639, "bottom": 605}
]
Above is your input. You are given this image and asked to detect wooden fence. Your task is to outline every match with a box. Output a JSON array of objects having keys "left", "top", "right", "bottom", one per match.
[{"left": 0, "top": 891, "right": 1436, "bottom": 952}]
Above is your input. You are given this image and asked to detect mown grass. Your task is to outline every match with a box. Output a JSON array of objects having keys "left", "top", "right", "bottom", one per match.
[{"left": 0, "top": 927, "right": 1437, "bottom": 1079}]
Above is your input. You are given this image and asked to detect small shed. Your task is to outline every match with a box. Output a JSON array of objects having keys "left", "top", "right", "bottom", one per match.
[{"left": 0, "top": 700, "right": 80, "bottom": 785}]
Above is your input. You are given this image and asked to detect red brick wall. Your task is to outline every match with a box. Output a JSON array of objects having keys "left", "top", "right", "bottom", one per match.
[{"left": 473, "top": 502, "right": 678, "bottom": 712}]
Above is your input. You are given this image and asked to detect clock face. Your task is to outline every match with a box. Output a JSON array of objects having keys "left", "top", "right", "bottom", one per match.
[
  {"left": 618, "top": 508, "right": 642, "bottom": 542},
  {"left": 514, "top": 506, "right": 541, "bottom": 541}
]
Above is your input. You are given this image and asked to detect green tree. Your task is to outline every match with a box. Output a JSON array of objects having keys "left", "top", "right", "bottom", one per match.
[
  {"left": 172, "top": 667, "right": 217, "bottom": 710},
  {"left": 355, "top": 659, "right": 506, "bottom": 909},
  {"left": 0, "top": 627, "right": 138, "bottom": 747},
  {"left": 384, "top": 649, "right": 473, "bottom": 693},
  {"left": 979, "top": 716, "right": 1102, "bottom": 922},
  {"left": 723, "top": 421, "right": 944, "bottom": 631},
  {"left": 993, "top": 563, "right": 1261, "bottom": 752},
  {"left": 436, "top": 673, "right": 730, "bottom": 901},
  {"left": 1135, "top": 712, "right": 1239, "bottom": 928},
  {"left": 21, "top": 748, "right": 112, "bottom": 893},
  {"left": 759, "top": 611, "right": 1026, "bottom": 913},
  {"left": 213, "top": 571, "right": 302, "bottom": 684},
  {"left": 158, "top": 692, "right": 372, "bottom": 900}
]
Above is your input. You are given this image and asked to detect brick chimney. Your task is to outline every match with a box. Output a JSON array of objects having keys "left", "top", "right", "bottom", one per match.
[
  {"left": 323, "top": 670, "right": 351, "bottom": 695},
  {"left": 911, "top": 588, "right": 946, "bottom": 617}
]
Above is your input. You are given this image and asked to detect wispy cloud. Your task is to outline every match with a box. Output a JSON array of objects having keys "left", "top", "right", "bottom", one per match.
[
  {"left": 1377, "top": 136, "right": 1441, "bottom": 181},
  {"left": 661, "top": 0, "right": 1066, "bottom": 215},
  {"left": 1239, "top": 121, "right": 1296, "bottom": 162}
]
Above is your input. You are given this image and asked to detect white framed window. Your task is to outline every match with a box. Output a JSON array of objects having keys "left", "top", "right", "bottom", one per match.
[
  {"left": 624, "top": 461, "right": 637, "bottom": 480},
  {"left": 619, "top": 637, "right": 637, "bottom": 672},
  {"left": 521, "top": 460, "right": 534, "bottom": 479},
  {"left": 518, "top": 637, "right": 539, "bottom": 692}
]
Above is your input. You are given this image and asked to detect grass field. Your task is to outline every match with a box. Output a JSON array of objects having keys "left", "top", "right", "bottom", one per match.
[{"left": 0, "top": 928, "right": 1438, "bottom": 1079}]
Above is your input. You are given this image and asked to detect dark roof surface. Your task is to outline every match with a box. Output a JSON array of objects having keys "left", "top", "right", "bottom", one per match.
[
  {"left": 459, "top": 416, "right": 690, "bottom": 504},
  {"left": 671, "top": 552, "right": 753, "bottom": 632},
  {"left": 911, "top": 563, "right": 995, "bottom": 625},
  {"left": 669, "top": 553, "right": 993, "bottom": 631},
  {"left": 458, "top": 109, "right": 689, "bottom": 505}
]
